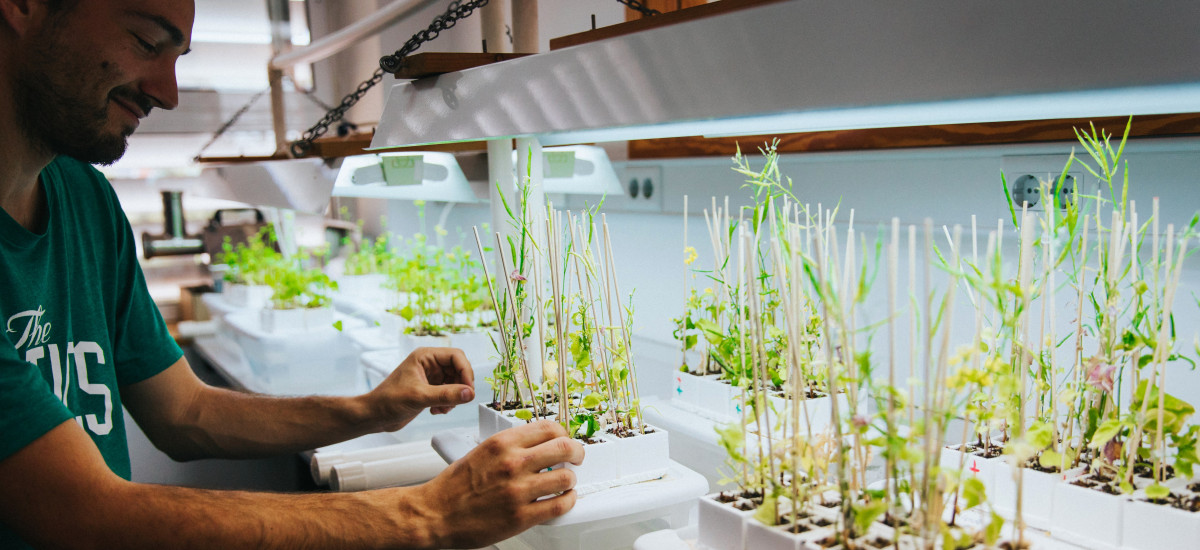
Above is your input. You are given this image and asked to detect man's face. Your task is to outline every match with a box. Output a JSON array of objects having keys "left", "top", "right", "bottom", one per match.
[{"left": 12, "top": 0, "right": 194, "bottom": 165}]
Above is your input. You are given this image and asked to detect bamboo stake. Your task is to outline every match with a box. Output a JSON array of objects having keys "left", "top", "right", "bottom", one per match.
[{"left": 473, "top": 227, "right": 516, "bottom": 405}]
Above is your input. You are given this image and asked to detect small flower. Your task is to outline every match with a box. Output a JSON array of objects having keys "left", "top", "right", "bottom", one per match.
[
  {"left": 683, "top": 246, "right": 698, "bottom": 266},
  {"left": 1103, "top": 438, "right": 1123, "bottom": 463},
  {"left": 703, "top": 287, "right": 714, "bottom": 295},
  {"left": 1085, "top": 356, "right": 1117, "bottom": 393},
  {"left": 852, "top": 415, "right": 869, "bottom": 429},
  {"left": 434, "top": 225, "right": 448, "bottom": 237},
  {"left": 509, "top": 270, "right": 527, "bottom": 282}
]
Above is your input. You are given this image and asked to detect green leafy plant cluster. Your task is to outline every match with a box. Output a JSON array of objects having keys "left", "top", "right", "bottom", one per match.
[{"left": 217, "top": 226, "right": 283, "bottom": 286}]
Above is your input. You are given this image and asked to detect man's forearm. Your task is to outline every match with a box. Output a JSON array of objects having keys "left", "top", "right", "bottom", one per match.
[
  {"left": 169, "top": 385, "right": 379, "bottom": 460},
  {"left": 100, "top": 481, "right": 435, "bottom": 550}
]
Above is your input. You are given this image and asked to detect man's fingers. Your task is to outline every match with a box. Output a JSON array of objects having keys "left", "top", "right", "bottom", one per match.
[
  {"left": 420, "top": 347, "right": 474, "bottom": 389},
  {"left": 424, "top": 384, "right": 474, "bottom": 409},
  {"left": 498, "top": 420, "right": 570, "bottom": 449},
  {"left": 518, "top": 490, "right": 578, "bottom": 526},
  {"left": 524, "top": 436, "right": 586, "bottom": 472},
  {"left": 523, "top": 466, "right": 577, "bottom": 500}
]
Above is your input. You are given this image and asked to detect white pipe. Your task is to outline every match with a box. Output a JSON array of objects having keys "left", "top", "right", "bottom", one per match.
[
  {"left": 269, "top": 0, "right": 442, "bottom": 71},
  {"left": 511, "top": 0, "right": 538, "bottom": 53},
  {"left": 330, "top": 452, "right": 448, "bottom": 492},
  {"left": 310, "top": 440, "right": 434, "bottom": 485},
  {"left": 480, "top": 0, "right": 511, "bottom": 53}
]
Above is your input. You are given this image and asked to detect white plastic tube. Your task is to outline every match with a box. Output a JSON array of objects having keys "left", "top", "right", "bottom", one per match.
[
  {"left": 330, "top": 452, "right": 448, "bottom": 492},
  {"left": 310, "top": 440, "right": 434, "bottom": 486}
]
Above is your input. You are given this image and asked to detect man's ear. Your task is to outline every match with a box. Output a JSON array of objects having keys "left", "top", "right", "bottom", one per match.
[{"left": 0, "top": 0, "right": 41, "bottom": 37}]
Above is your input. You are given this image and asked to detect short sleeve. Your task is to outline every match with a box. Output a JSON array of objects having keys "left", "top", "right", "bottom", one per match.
[
  {"left": 0, "top": 348, "right": 74, "bottom": 462},
  {"left": 106, "top": 184, "right": 182, "bottom": 386}
]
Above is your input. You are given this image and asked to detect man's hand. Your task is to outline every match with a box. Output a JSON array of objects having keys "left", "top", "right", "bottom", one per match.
[
  {"left": 363, "top": 347, "right": 476, "bottom": 433},
  {"left": 407, "top": 420, "right": 584, "bottom": 548}
]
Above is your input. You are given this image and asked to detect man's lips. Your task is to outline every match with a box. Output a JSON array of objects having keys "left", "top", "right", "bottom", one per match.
[{"left": 112, "top": 97, "right": 146, "bottom": 122}]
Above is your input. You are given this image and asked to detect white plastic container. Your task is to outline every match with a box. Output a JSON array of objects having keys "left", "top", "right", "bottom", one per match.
[
  {"left": 1049, "top": 472, "right": 1130, "bottom": 550},
  {"left": 696, "top": 494, "right": 756, "bottom": 550},
  {"left": 223, "top": 283, "right": 272, "bottom": 308},
  {"left": 225, "top": 309, "right": 363, "bottom": 395},
  {"left": 991, "top": 459, "right": 1082, "bottom": 530},
  {"left": 259, "top": 306, "right": 335, "bottom": 334},
  {"left": 939, "top": 444, "right": 999, "bottom": 497},
  {"left": 477, "top": 403, "right": 670, "bottom": 494},
  {"left": 1119, "top": 477, "right": 1200, "bottom": 550}
]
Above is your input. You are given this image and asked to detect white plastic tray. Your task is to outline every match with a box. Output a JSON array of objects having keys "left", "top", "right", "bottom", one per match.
[{"left": 432, "top": 428, "right": 708, "bottom": 550}]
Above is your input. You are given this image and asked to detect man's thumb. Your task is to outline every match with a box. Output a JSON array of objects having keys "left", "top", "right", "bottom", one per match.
[{"left": 431, "top": 384, "right": 474, "bottom": 406}]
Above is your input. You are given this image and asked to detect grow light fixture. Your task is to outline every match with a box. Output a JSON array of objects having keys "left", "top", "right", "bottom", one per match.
[
  {"left": 203, "top": 157, "right": 337, "bottom": 215},
  {"left": 511, "top": 145, "right": 622, "bottom": 195},
  {"left": 332, "top": 152, "right": 479, "bottom": 203},
  {"left": 370, "top": 0, "right": 1200, "bottom": 149}
]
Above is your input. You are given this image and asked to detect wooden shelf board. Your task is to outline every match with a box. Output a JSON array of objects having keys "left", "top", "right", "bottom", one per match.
[
  {"left": 390, "top": 52, "right": 532, "bottom": 80},
  {"left": 627, "top": 114, "right": 1200, "bottom": 159},
  {"left": 550, "top": 0, "right": 785, "bottom": 51}
]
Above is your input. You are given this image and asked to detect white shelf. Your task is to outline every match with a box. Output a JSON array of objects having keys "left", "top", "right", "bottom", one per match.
[{"left": 373, "top": 1, "right": 1200, "bottom": 148}]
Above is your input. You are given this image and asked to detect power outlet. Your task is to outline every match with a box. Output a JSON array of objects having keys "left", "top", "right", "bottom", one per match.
[
  {"left": 1007, "top": 170, "right": 1083, "bottom": 211},
  {"left": 1001, "top": 155, "right": 1089, "bottom": 216}
]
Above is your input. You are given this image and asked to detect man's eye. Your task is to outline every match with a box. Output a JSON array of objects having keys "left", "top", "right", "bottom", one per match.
[{"left": 132, "top": 34, "right": 157, "bottom": 54}]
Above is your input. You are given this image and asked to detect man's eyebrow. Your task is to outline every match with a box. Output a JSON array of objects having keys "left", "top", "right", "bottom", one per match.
[{"left": 128, "top": 11, "right": 191, "bottom": 55}]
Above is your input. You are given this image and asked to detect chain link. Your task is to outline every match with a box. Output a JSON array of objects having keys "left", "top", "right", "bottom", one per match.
[
  {"left": 616, "top": 0, "right": 660, "bottom": 17},
  {"left": 290, "top": 0, "right": 490, "bottom": 158}
]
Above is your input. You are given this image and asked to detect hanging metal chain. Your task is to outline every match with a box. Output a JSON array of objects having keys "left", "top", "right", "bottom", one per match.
[
  {"left": 616, "top": 0, "right": 660, "bottom": 17},
  {"left": 192, "top": 87, "right": 270, "bottom": 162},
  {"left": 290, "top": 0, "right": 490, "bottom": 158}
]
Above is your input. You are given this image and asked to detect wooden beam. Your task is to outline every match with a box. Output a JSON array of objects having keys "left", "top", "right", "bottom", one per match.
[
  {"left": 390, "top": 52, "right": 532, "bottom": 80},
  {"left": 552, "top": 0, "right": 784, "bottom": 51},
  {"left": 627, "top": 114, "right": 1200, "bottom": 159}
]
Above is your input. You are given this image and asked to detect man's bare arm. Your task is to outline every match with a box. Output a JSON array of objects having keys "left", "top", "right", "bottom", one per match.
[
  {"left": 122, "top": 347, "right": 473, "bottom": 461},
  {"left": 0, "top": 419, "right": 581, "bottom": 550}
]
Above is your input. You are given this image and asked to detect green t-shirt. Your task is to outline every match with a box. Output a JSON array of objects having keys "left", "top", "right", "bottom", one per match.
[{"left": 0, "top": 156, "right": 183, "bottom": 545}]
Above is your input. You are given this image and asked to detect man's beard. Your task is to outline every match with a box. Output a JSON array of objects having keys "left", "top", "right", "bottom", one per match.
[{"left": 13, "top": 34, "right": 152, "bottom": 165}]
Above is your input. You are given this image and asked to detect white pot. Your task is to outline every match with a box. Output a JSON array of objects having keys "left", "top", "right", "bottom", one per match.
[
  {"left": 1050, "top": 472, "right": 1128, "bottom": 550},
  {"left": 399, "top": 332, "right": 452, "bottom": 352},
  {"left": 224, "top": 283, "right": 272, "bottom": 308},
  {"left": 555, "top": 424, "right": 670, "bottom": 493},
  {"left": 992, "top": 459, "right": 1082, "bottom": 530},
  {"left": 697, "top": 494, "right": 756, "bottom": 550},
  {"left": 939, "top": 444, "right": 998, "bottom": 498},
  {"left": 477, "top": 402, "right": 528, "bottom": 440},
  {"left": 1119, "top": 479, "right": 1200, "bottom": 550},
  {"left": 378, "top": 311, "right": 410, "bottom": 339},
  {"left": 260, "top": 306, "right": 334, "bottom": 334}
]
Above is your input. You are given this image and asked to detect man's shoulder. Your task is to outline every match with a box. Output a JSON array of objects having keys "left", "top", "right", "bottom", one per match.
[
  {"left": 45, "top": 155, "right": 109, "bottom": 186},
  {"left": 43, "top": 156, "right": 120, "bottom": 209}
]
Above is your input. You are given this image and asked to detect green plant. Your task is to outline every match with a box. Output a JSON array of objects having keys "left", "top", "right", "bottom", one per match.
[{"left": 216, "top": 226, "right": 283, "bottom": 286}]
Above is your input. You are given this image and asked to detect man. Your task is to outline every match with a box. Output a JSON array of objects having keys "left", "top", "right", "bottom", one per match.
[{"left": 0, "top": 0, "right": 582, "bottom": 548}]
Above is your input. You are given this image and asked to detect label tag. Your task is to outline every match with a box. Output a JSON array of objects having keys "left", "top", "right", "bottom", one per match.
[
  {"left": 381, "top": 155, "right": 424, "bottom": 187},
  {"left": 545, "top": 151, "right": 576, "bottom": 179}
]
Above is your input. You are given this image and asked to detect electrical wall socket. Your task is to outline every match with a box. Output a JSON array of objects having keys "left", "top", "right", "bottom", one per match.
[
  {"left": 556, "top": 163, "right": 663, "bottom": 213},
  {"left": 1001, "top": 155, "right": 1090, "bottom": 216}
]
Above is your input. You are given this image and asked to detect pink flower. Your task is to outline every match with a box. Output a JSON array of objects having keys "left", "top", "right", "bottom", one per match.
[
  {"left": 852, "top": 415, "right": 869, "bottom": 429},
  {"left": 1103, "top": 438, "right": 1123, "bottom": 463},
  {"left": 1085, "top": 357, "right": 1117, "bottom": 393},
  {"left": 509, "top": 270, "right": 527, "bottom": 282}
]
